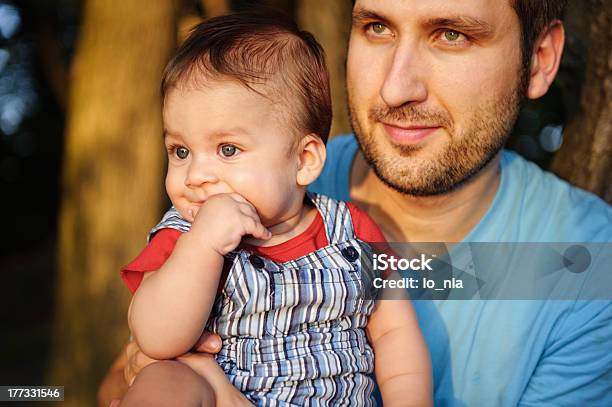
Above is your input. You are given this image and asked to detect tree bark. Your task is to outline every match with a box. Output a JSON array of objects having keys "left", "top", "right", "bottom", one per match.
[
  {"left": 49, "top": 1, "right": 178, "bottom": 405},
  {"left": 551, "top": 0, "right": 612, "bottom": 203},
  {"left": 297, "top": 0, "right": 353, "bottom": 137},
  {"left": 262, "top": 0, "right": 295, "bottom": 16},
  {"left": 200, "top": 0, "right": 230, "bottom": 17},
  {"left": 178, "top": 1, "right": 230, "bottom": 44}
]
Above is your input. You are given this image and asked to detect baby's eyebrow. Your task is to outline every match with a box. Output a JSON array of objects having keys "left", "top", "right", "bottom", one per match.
[
  {"left": 162, "top": 129, "right": 182, "bottom": 141},
  {"left": 161, "top": 127, "right": 256, "bottom": 142},
  {"left": 208, "top": 127, "right": 255, "bottom": 141}
]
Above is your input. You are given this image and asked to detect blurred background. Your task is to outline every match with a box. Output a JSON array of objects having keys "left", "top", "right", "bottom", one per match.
[{"left": 0, "top": 0, "right": 609, "bottom": 405}]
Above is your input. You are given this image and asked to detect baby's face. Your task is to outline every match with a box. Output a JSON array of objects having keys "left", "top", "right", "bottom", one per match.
[{"left": 163, "top": 80, "right": 303, "bottom": 225}]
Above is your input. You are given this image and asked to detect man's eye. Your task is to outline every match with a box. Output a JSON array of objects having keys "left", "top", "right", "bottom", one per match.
[
  {"left": 367, "top": 22, "right": 391, "bottom": 36},
  {"left": 440, "top": 30, "right": 466, "bottom": 43},
  {"left": 219, "top": 144, "right": 240, "bottom": 157},
  {"left": 175, "top": 147, "right": 189, "bottom": 159}
]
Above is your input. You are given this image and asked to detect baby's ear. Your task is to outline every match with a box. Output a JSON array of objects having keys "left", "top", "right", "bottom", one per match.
[{"left": 296, "top": 134, "right": 326, "bottom": 186}]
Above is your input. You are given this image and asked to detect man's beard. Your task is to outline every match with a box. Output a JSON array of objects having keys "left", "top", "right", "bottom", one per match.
[{"left": 349, "top": 74, "right": 526, "bottom": 197}]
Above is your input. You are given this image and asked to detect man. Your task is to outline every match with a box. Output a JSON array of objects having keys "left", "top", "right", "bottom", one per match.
[{"left": 100, "top": 0, "right": 612, "bottom": 405}]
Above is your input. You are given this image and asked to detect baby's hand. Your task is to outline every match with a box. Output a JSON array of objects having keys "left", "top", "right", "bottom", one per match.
[{"left": 189, "top": 193, "right": 271, "bottom": 255}]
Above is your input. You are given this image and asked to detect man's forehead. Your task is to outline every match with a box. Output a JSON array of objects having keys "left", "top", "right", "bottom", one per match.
[{"left": 352, "top": 0, "right": 513, "bottom": 25}]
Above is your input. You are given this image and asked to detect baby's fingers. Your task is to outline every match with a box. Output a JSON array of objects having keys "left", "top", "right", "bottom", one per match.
[
  {"left": 237, "top": 202, "right": 258, "bottom": 219},
  {"left": 242, "top": 215, "right": 272, "bottom": 240},
  {"left": 227, "top": 193, "right": 254, "bottom": 208}
]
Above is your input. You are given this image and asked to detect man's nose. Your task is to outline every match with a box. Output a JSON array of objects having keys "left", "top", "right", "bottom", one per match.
[
  {"left": 185, "top": 157, "right": 218, "bottom": 187},
  {"left": 380, "top": 40, "right": 428, "bottom": 108}
]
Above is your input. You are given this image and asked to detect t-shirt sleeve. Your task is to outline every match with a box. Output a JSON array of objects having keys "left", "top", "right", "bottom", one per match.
[{"left": 120, "top": 228, "right": 182, "bottom": 293}]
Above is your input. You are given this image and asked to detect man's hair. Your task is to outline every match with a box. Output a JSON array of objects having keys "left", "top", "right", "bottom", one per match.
[
  {"left": 511, "top": 0, "right": 568, "bottom": 72},
  {"left": 161, "top": 10, "right": 332, "bottom": 144},
  {"left": 350, "top": 0, "right": 567, "bottom": 73}
]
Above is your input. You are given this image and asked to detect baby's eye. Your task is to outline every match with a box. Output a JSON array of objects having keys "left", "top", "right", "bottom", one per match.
[
  {"left": 219, "top": 144, "right": 240, "bottom": 158},
  {"left": 175, "top": 147, "right": 189, "bottom": 159}
]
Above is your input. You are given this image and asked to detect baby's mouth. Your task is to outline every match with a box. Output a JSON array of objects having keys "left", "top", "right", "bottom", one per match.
[{"left": 187, "top": 202, "right": 203, "bottom": 221}]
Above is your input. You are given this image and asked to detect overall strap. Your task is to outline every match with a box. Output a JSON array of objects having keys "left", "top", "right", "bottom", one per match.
[
  {"left": 307, "top": 192, "right": 356, "bottom": 245},
  {"left": 147, "top": 207, "right": 191, "bottom": 242}
]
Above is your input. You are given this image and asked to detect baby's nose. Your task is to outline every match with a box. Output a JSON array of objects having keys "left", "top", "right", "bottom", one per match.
[{"left": 185, "top": 161, "right": 218, "bottom": 187}]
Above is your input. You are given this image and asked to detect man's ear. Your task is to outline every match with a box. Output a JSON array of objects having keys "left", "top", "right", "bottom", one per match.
[
  {"left": 527, "top": 20, "right": 565, "bottom": 100},
  {"left": 296, "top": 134, "right": 327, "bottom": 187}
]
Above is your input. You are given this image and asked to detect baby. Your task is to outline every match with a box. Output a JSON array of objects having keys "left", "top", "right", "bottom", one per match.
[{"left": 119, "top": 11, "right": 431, "bottom": 407}]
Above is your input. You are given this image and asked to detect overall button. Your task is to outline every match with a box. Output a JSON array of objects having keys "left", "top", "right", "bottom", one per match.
[
  {"left": 248, "top": 254, "right": 265, "bottom": 269},
  {"left": 341, "top": 246, "right": 359, "bottom": 262}
]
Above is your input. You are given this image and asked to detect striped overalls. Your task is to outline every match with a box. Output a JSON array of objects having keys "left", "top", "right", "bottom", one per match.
[{"left": 150, "top": 193, "right": 377, "bottom": 406}]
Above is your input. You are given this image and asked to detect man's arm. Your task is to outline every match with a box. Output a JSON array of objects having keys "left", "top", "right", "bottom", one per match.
[
  {"left": 97, "top": 344, "right": 128, "bottom": 407},
  {"left": 367, "top": 289, "right": 433, "bottom": 407}
]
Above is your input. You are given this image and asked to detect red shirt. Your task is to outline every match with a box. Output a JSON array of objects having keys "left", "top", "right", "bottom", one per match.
[{"left": 121, "top": 202, "right": 386, "bottom": 293}]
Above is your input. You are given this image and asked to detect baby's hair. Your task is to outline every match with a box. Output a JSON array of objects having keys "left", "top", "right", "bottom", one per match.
[{"left": 161, "top": 9, "right": 332, "bottom": 144}]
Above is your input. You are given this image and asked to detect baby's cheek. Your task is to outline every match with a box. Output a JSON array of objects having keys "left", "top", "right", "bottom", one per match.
[
  {"left": 165, "top": 179, "right": 179, "bottom": 203},
  {"left": 229, "top": 164, "right": 296, "bottom": 214},
  {"left": 257, "top": 181, "right": 297, "bottom": 221},
  {"left": 230, "top": 171, "right": 260, "bottom": 195}
]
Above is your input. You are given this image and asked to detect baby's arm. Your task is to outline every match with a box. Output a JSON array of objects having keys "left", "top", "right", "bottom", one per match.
[
  {"left": 128, "top": 193, "right": 270, "bottom": 360},
  {"left": 367, "top": 289, "right": 433, "bottom": 406},
  {"left": 128, "top": 231, "right": 223, "bottom": 359}
]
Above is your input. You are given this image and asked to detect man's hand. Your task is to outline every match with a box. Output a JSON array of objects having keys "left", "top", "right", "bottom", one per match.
[
  {"left": 176, "top": 352, "right": 253, "bottom": 407},
  {"left": 124, "top": 331, "right": 223, "bottom": 386},
  {"left": 189, "top": 193, "right": 271, "bottom": 255}
]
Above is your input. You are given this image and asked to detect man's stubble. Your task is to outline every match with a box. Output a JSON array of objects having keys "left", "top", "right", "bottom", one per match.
[{"left": 348, "top": 67, "right": 528, "bottom": 197}]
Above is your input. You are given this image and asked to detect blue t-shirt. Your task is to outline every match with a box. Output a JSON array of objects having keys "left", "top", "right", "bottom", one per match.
[{"left": 310, "top": 135, "right": 612, "bottom": 406}]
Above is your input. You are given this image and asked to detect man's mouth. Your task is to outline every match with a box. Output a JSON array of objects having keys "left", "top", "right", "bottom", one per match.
[{"left": 381, "top": 122, "right": 441, "bottom": 145}]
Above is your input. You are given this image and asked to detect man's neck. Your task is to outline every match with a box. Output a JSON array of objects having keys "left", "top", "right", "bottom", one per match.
[{"left": 350, "top": 152, "right": 501, "bottom": 242}]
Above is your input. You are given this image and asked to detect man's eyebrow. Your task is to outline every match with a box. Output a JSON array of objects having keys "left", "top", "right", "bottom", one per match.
[
  {"left": 423, "top": 16, "right": 495, "bottom": 37},
  {"left": 352, "top": 7, "right": 390, "bottom": 26}
]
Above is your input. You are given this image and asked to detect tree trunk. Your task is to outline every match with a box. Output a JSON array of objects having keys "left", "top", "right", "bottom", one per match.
[
  {"left": 178, "top": 1, "right": 230, "bottom": 44},
  {"left": 261, "top": 0, "right": 295, "bottom": 16},
  {"left": 551, "top": 0, "right": 612, "bottom": 203},
  {"left": 201, "top": 0, "right": 230, "bottom": 17},
  {"left": 49, "top": 1, "right": 178, "bottom": 405},
  {"left": 297, "top": 0, "right": 353, "bottom": 137}
]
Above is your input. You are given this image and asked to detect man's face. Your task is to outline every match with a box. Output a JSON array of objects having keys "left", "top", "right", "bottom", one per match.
[{"left": 347, "top": 0, "right": 526, "bottom": 196}]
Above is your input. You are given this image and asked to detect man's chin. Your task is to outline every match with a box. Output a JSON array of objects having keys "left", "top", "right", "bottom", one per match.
[
  {"left": 370, "top": 144, "right": 501, "bottom": 197},
  {"left": 369, "top": 161, "right": 451, "bottom": 197}
]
